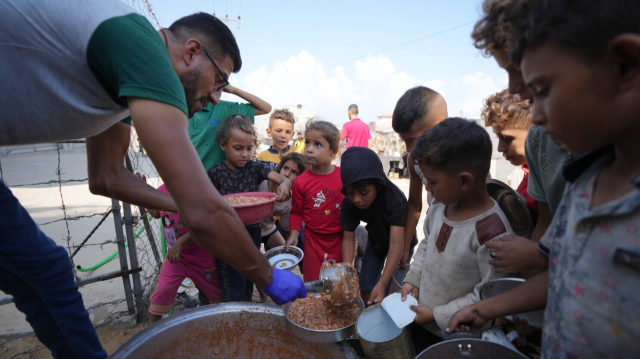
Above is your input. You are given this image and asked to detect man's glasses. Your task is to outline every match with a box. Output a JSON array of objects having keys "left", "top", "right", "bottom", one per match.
[{"left": 202, "top": 46, "right": 230, "bottom": 92}]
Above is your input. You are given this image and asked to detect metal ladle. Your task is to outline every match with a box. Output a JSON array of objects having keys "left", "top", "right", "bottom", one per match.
[{"left": 303, "top": 258, "right": 359, "bottom": 310}]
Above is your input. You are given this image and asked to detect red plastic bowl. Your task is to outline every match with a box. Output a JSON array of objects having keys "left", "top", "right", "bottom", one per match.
[{"left": 222, "top": 192, "right": 277, "bottom": 226}]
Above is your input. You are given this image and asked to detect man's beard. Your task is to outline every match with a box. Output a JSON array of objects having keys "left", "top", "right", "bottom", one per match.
[{"left": 179, "top": 67, "right": 206, "bottom": 118}]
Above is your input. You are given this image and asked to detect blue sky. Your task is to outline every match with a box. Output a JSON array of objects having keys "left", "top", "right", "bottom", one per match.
[{"left": 144, "top": 0, "right": 507, "bottom": 125}]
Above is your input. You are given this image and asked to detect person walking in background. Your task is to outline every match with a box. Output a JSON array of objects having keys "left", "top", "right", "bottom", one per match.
[{"left": 338, "top": 104, "right": 371, "bottom": 158}]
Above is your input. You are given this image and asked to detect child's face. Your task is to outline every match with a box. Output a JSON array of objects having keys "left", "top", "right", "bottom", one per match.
[
  {"left": 280, "top": 160, "right": 302, "bottom": 183},
  {"left": 221, "top": 129, "right": 254, "bottom": 170},
  {"left": 398, "top": 120, "right": 434, "bottom": 153},
  {"left": 521, "top": 44, "right": 622, "bottom": 154},
  {"left": 492, "top": 50, "right": 533, "bottom": 99},
  {"left": 493, "top": 127, "right": 528, "bottom": 167},
  {"left": 267, "top": 119, "right": 294, "bottom": 151},
  {"left": 304, "top": 130, "right": 337, "bottom": 167},
  {"left": 345, "top": 184, "right": 378, "bottom": 210},
  {"left": 419, "top": 163, "right": 465, "bottom": 205}
]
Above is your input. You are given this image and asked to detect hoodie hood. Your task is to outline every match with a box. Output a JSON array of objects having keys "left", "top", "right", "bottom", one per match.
[{"left": 340, "top": 147, "right": 388, "bottom": 195}]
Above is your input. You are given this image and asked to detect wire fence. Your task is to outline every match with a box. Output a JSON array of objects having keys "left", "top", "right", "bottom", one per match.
[{"left": 0, "top": 126, "right": 165, "bottom": 336}]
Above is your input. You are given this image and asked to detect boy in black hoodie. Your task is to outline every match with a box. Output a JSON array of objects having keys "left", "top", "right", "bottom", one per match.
[{"left": 340, "top": 147, "right": 418, "bottom": 306}]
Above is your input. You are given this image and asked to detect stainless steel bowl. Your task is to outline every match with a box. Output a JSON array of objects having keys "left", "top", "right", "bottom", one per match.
[
  {"left": 265, "top": 246, "right": 304, "bottom": 271},
  {"left": 109, "top": 302, "right": 358, "bottom": 358},
  {"left": 283, "top": 293, "right": 365, "bottom": 343}
]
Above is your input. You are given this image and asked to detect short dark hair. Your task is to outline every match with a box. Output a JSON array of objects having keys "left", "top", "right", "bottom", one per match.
[
  {"left": 216, "top": 114, "right": 256, "bottom": 145},
  {"left": 305, "top": 119, "right": 340, "bottom": 150},
  {"left": 348, "top": 104, "right": 359, "bottom": 115},
  {"left": 269, "top": 109, "right": 295, "bottom": 128},
  {"left": 170, "top": 12, "right": 242, "bottom": 73},
  {"left": 511, "top": 0, "right": 640, "bottom": 63},
  {"left": 411, "top": 118, "right": 492, "bottom": 177},
  {"left": 347, "top": 178, "right": 381, "bottom": 192},
  {"left": 392, "top": 86, "right": 446, "bottom": 133}
]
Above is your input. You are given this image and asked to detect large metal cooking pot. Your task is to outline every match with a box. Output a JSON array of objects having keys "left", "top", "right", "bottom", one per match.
[
  {"left": 283, "top": 293, "right": 365, "bottom": 343},
  {"left": 109, "top": 302, "right": 358, "bottom": 359}
]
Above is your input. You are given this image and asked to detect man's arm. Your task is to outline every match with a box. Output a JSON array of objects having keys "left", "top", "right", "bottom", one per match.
[
  {"left": 86, "top": 122, "right": 177, "bottom": 212},
  {"left": 224, "top": 85, "right": 272, "bottom": 116},
  {"left": 128, "top": 97, "right": 274, "bottom": 287}
]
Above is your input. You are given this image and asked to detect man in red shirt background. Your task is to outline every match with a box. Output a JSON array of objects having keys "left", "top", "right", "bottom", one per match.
[{"left": 338, "top": 104, "right": 372, "bottom": 158}]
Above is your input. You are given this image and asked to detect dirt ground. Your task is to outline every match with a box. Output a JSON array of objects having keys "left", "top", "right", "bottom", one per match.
[
  {"left": 0, "top": 326, "right": 146, "bottom": 359},
  {"left": 0, "top": 265, "right": 301, "bottom": 358}
]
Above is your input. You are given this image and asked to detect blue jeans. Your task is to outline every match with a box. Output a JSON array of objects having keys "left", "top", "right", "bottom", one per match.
[
  {"left": 0, "top": 181, "right": 106, "bottom": 358},
  {"left": 359, "top": 240, "right": 415, "bottom": 291}
]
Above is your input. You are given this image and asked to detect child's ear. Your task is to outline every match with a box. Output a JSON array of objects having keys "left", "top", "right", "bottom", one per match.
[
  {"left": 458, "top": 172, "right": 475, "bottom": 191},
  {"left": 610, "top": 34, "right": 640, "bottom": 92},
  {"left": 266, "top": 128, "right": 272, "bottom": 137}
]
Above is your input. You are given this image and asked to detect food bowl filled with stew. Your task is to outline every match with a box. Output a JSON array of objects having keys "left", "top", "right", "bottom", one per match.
[
  {"left": 222, "top": 192, "right": 277, "bottom": 226},
  {"left": 265, "top": 246, "right": 304, "bottom": 271},
  {"left": 283, "top": 293, "right": 364, "bottom": 343}
]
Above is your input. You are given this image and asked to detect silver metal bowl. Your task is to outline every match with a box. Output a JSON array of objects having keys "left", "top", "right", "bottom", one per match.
[
  {"left": 109, "top": 302, "right": 358, "bottom": 358},
  {"left": 265, "top": 246, "right": 304, "bottom": 271},
  {"left": 283, "top": 293, "right": 364, "bottom": 343}
]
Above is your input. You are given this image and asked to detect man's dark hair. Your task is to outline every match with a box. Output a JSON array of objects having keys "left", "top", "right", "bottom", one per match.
[
  {"left": 348, "top": 104, "right": 359, "bottom": 115},
  {"left": 392, "top": 86, "right": 445, "bottom": 133},
  {"left": 511, "top": 0, "right": 640, "bottom": 63},
  {"left": 170, "top": 12, "right": 242, "bottom": 73},
  {"left": 411, "top": 118, "right": 492, "bottom": 177}
]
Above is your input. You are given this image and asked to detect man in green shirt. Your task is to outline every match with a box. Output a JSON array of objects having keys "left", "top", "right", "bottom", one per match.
[
  {"left": 0, "top": 2, "right": 305, "bottom": 358},
  {"left": 190, "top": 85, "right": 271, "bottom": 171}
]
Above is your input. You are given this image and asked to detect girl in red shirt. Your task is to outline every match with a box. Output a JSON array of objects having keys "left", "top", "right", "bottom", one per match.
[{"left": 286, "top": 120, "right": 344, "bottom": 281}]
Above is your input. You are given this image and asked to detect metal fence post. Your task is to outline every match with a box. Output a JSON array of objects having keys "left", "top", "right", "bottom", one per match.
[
  {"left": 124, "top": 153, "right": 162, "bottom": 269},
  {"left": 123, "top": 202, "right": 146, "bottom": 323},
  {"left": 112, "top": 199, "right": 135, "bottom": 314}
]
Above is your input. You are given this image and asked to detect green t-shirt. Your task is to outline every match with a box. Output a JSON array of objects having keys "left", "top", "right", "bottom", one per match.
[
  {"left": 87, "top": 13, "right": 188, "bottom": 125},
  {"left": 189, "top": 101, "right": 256, "bottom": 171}
]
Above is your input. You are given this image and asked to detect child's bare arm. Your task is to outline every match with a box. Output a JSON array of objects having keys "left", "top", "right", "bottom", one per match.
[
  {"left": 447, "top": 270, "right": 549, "bottom": 333},
  {"left": 223, "top": 85, "right": 272, "bottom": 116},
  {"left": 167, "top": 232, "right": 194, "bottom": 264},
  {"left": 341, "top": 231, "right": 356, "bottom": 264},
  {"left": 403, "top": 159, "right": 423, "bottom": 269},
  {"left": 368, "top": 225, "right": 404, "bottom": 305},
  {"left": 267, "top": 171, "right": 292, "bottom": 202}
]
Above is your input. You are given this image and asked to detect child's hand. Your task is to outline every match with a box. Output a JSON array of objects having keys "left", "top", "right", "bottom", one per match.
[
  {"left": 401, "top": 282, "right": 419, "bottom": 301},
  {"left": 410, "top": 305, "right": 434, "bottom": 325},
  {"left": 368, "top": 283, "right": 387, "bottom": 306},
  {"left": 167, "top": 243, "right": 183, "bottom": 264},
  {"left": 285, "top": 235, "right": 298, "bottom": 251},
  {"left": 276, "top": 180, "right": 292, "bottom": 202}
]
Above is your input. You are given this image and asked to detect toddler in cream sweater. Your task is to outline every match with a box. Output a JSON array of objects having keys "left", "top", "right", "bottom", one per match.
[{"left": 401, "top": 118, "right": 513, "bottom": 336}]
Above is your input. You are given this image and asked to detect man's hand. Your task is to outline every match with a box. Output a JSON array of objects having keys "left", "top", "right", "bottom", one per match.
[
  {"left": 400, "top": 282, "right": 419, "bottom": 301},
  {"left": 261, "top": 268, "right": 307, "bottom": 305},
  {"left": 410, "top": 305, "right": 434, "bottom": 325},
  {"left": 446, "top": 304, "right": 490, "bottom": 333},
  {"left": 487, "top": 235, "right": 547, "bottom": 273},
  {"left": 167, "top": 242, "right": 183, "bottom": 264},
  {"left": 368, "top": 283, "right": 387, "bottom": 306}
]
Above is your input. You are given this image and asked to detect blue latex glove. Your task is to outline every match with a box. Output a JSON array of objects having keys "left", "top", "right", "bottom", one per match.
[{"left": 261, "top": 268, "right": 307, "bottom": 305}]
